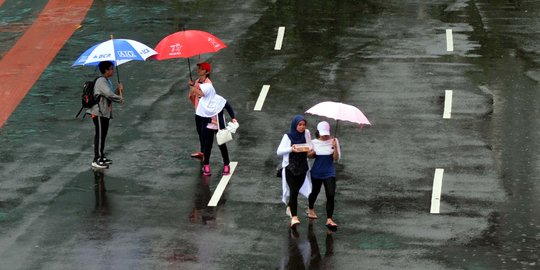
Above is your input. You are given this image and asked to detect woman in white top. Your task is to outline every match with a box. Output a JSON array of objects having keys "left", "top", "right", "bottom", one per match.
[
  {"left": 192, "top": 83, "right": 238, "bottom": 176},
  {"left": 307, "top": 121, "right": 340, "bottom": 231}
]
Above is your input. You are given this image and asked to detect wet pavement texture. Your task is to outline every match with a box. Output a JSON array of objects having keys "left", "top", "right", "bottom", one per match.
[{"left": 1, "top": 0, "right": 540, "bottom": 269}]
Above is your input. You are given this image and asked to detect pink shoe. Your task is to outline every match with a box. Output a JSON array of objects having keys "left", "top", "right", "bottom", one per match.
[
  {"left": 202, "top": 164, "right": 211, "bottom": 176},
  {"left": 223, "top": 165, "right": 230, "bottom": 175}
]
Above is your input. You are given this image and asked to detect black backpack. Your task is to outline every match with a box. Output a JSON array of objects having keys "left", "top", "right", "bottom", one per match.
[{"left": 75, "top": 77, "right": 101, "bottom": 118}]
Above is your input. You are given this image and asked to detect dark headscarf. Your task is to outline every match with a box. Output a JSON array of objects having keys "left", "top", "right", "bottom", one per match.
[{"left": 287, "top": 115, "right": 307, "bottom": 144}]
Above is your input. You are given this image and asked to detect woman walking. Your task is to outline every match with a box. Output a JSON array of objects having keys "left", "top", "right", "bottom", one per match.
[
  {"left": 307, "top": 121, "right": 340, "bottom": 231},
  {"left": 277, "top": 115, "right": 313, "bottom": 228},
  {"left": 192, "top": 83, "right": 237, "bottom": 176}
]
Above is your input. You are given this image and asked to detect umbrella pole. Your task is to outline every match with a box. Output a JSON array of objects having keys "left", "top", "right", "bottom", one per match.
[
  {"left": 115, "top": 65, "right": 121, "bottom": 83},
  {"left": 334, "top": 120, "right": 339, "bottom": 138},
  {"left": 187, "top": 58, "right": 193, "bottom": 82},
  {"left": 182, "top": 27, "right": 194, "bottom": 82},
  {"left": 110, "top": 34, "right": 121, "bottom": 84}
]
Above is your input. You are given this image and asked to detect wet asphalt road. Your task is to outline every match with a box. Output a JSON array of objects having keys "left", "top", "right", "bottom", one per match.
[{"left": 1, "top": 0, "right": 540, "bottom": 269}]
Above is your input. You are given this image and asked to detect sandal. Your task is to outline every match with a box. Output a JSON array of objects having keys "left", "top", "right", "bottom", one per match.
[
  {"left": 290, "top": 217, "right": 301, "bottom": 228},
  {"left": 326, "top": 220, "right": 338, "bottom": 232},
  {"left": 306, "top": 209, "right": 318, "bottom": 219}
]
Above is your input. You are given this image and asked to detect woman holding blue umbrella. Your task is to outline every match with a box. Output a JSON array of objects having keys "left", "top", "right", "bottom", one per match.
[{"left": 87, "top": 61, "right": 124, "bottom": 169}]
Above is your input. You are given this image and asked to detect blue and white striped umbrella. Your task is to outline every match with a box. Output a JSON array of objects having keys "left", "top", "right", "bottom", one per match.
[{"left": 73, "top": 39, "right": 157, "bottom": 66}]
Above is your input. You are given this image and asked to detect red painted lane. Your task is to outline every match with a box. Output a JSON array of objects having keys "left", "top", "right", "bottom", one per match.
[{"left": 0, "top": 0, "right": 93, "bottom": 128}]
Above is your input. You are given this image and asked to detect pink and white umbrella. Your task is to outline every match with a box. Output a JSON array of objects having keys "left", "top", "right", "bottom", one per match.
[{"left": 306, "top": 101, "right": 370, "bottom": 135}]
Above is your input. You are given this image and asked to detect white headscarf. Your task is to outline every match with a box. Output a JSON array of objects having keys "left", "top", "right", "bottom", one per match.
[{"left": 195, "top": 83, "right": 227, "bottom": 117}]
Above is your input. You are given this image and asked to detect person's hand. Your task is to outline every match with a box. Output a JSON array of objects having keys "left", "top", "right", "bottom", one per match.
[
  {"left": 332, "top": 138, "right": 337, "bottom": 148},
  {"left": 117, "top": 83, "right": 124, "bottom": 95},
  {"left": 189, "top": 79, "right": 195, "bottom": 86},
  {"left": 292, "top": 144, "right": 302, "bottom": 153},
  {"left": 231, "top": 118, "right": 238, "bottom": 123}
]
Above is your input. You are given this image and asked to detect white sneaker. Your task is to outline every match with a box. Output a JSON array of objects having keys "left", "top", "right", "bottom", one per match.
[{"left": 91, "top": 160, "right": 109, "bottom": 169}]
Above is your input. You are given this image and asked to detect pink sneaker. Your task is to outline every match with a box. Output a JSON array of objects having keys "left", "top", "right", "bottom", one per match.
[
  {"left": 202, "top": 164, "right": 211, "bottom": 176},
  {"left": 223, "top": 165, "right": 230, "bottom": 175}
]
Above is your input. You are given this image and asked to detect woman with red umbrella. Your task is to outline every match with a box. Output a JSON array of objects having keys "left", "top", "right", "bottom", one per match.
[
  {"left": 188, "top": 62, "right": 212, "bottom": 159},
  {"left": 153, "top": 30, "right": 228, "bottom": 159}
]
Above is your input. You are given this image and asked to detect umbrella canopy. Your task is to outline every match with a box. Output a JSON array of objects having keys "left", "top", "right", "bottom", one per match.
[
  {"left": 73, "top": 38, "right": 157, "bottom": 67},
  {"left": 306, "top": 101, "right": 371, "bottom": 126},
  {"left": 153, "top": 30, "right": 227, "bottom": 60}
]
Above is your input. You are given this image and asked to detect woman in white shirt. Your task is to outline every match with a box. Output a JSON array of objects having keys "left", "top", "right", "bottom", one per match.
[{"left": 307, "top": 121, "right": 340, "bottom": 231}]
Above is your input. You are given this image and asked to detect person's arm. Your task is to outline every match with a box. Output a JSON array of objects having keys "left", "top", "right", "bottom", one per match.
[
  {"left": 333, "top": 138, "right": 341, "bottom": 161},
  {"left": 305, "top": 129, "right": 314, "bottom": 150},
  {"left": 224, "top": 102, "right": 237, "bottom": 122},
  {"left": 277, "top": 135, "right": 292, "bottom": 156},
  {"left": 190, "top": 85, "right": 204, "bottom": 97},
  {"left": 307, "top": 148, "right": 316, "bottom": 159},
  {"left": 188, "top": 80, "right": 199, "bottom": 98},
  {"left": 117, "top": 82, "right": 124, "bottom": 96},
  {"left": 95, "top": 78, "right": 123, "bottom": 103}
]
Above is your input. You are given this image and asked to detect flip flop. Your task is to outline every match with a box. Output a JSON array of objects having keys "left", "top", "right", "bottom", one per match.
[
  {"left": 326, "top": 222, "right": 338, "bottom": 232},
  {"left": 305, "top": 209, "right": 318, "bottom": 219},
  {"left": 290, "top": 218, "right": 301, "bottom": 228}
]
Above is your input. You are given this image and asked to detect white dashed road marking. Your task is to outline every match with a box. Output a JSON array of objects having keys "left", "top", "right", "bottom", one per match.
[
  {"left": 443, "top": 90, "right": 453, "bottom": 119},
  {"left": 274, "top": 26, "right": 285, "bottom": 50},
  {"left": 208, "top": 161, "right": 238, "bottom": 207},
  {"left": 430, "top": 168, "right": 444, "bottom": 214},
  {"left": 254, "top": 85, "right": 270, "bottom": 111},
  {"left": 446, "top": 29, "right": 454, "bottom": 52}
]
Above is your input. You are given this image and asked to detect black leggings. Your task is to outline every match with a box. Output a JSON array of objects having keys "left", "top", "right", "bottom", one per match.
[
  {"left": 201, "top": 112, "right": 230, "bottom": 166},
  {"left": 285, "top": 169, "right": 306, "bottom": 217},
  {"left": 92, "top": 116, "right": 110, "bottom": 161},
  {"left": 195, "top": 114, "right": 205, "bottom": 152},
  {"left": 308, "top": 177, "right": 336, "bottom": 218}
]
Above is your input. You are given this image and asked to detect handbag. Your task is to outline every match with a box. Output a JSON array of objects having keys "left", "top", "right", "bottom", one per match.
[
  {"left": 276, "top": 165, "right": 283, "bottom": 178},
  {"left": 216, "top": 115, "right": 233, "bottom": 145}
]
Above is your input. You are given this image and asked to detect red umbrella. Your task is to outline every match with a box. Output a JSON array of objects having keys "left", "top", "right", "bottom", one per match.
[
  {"left": 153, "top": 30, "right": 227, "bottom": 79},
  {"left": 154, "top": 30, "right": 227, "bottom": 59}
]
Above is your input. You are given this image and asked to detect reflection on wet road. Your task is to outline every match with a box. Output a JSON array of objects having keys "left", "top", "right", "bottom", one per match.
[
  {"left": 280, "top": 222, "right": 334, "bottom": 269},
  {"left": 189, "top": 176, "right": 215, "bottom": 225}
]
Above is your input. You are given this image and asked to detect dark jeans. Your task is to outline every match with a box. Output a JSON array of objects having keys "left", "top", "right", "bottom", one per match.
[
  {"left": 285, "top": 169, "right": 307, "bottom": 217},
  {"left": 308, "top": 177, "right": 336, "bottom": 218},
  {"left": 92, "top": 116, "right": 110, "bottom": 161}
]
